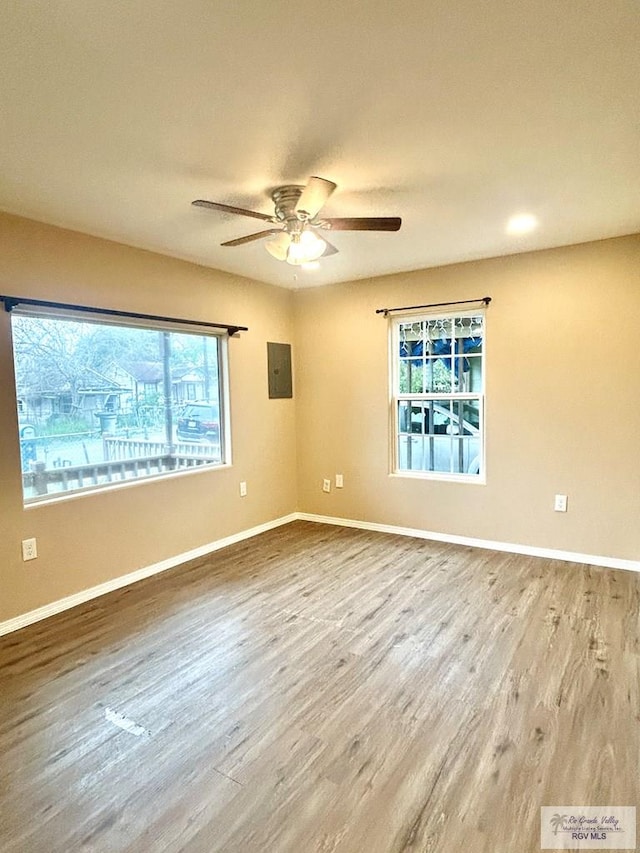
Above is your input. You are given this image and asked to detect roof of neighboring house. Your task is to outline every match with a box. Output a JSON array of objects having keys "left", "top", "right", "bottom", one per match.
[
  {"left": 121, "top": 361, "right": 164, "bottom": 383},
  {"left": 18, "top": 366, "right": 127, "bottom": 397},
  {"left": 114, "top": 361, "right": 205, "bottom": 383}
]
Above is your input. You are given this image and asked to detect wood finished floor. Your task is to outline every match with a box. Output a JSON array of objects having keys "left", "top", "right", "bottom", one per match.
[{"left": 1, "top": 521, "right": 638, "bottom": 852}]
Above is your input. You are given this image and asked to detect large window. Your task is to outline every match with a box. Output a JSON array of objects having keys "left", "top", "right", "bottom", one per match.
[
  {"left": 10, "top": 309, "right": 228, "bottom": 503},
  {"left": 392, "top": 310, "right": 484, "bottom": 480}
]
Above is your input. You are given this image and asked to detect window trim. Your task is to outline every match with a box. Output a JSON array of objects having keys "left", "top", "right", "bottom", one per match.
[{"left": 389, "top": 307, "right": 486, "bottom": 483}]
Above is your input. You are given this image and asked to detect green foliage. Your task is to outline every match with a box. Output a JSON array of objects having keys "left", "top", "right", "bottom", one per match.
[
  {"left": 40, "top": 415, "right": 93, "bottom": 437},
  {"left": 399, "top": 359, "right": 455, "bottom": 393},
  {"left": 12, "top": 317, "right": 219, "bottom": 406}
]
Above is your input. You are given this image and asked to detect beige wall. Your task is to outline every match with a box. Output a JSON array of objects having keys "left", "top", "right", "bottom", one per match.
[
  {"left": 294, "top": 235, "right": 640, "bottom": 561},
  {"left": 0, "top": 213, "right": 297, "bottom": 622},
  {"left": 2, "top": 214, "right": 639, "bottom": 626}
]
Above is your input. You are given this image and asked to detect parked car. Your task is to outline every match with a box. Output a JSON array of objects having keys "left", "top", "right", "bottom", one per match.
[
  {"left": 176, "top": 402, "right": 220, "bottom": 442},
  {"left": 398, "top": 400, "right": 481, "bottom": 475}
]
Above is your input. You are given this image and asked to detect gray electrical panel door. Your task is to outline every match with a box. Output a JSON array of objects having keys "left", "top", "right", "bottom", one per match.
[{"left": 267, "top": 342, "right": 292, "bottom": 398}]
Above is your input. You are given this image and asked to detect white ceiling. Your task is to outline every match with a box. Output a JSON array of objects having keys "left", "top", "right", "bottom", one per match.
[{"left": 1, "top": 1, "right": 639, "bottom": 290}]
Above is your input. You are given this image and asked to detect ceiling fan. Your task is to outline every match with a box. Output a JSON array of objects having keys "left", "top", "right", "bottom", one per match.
[{"left": 192, "top": 177, "right": 401, "bottom": 266}]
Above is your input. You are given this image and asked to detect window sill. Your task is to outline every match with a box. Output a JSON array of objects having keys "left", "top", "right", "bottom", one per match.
[{"left": 388, "top": 470, "right": 486, "bottom": 486}]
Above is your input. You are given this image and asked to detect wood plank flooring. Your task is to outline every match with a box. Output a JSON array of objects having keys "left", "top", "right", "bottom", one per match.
[{"left": 1, "top": 521, "right": 638, "bottom": 852}]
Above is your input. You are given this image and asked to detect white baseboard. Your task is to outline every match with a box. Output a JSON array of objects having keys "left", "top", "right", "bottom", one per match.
[
  {"left": 0, "top": 513, "right": 297, "bottom": 638},
  {"left": 3, "top": 510, "right": 637, "bottom": 638},
  {"left": 296, "top": 512, "right": 640, "bottom": 574}
]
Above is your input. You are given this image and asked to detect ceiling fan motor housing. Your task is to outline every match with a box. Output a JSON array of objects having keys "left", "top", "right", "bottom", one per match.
[{"left": 271, "top": 185, "right": 305, "bottom": 224}]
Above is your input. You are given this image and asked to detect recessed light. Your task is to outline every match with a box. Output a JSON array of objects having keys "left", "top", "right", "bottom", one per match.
[{"left": 506, "top": 213, "right": 538, "bottom": 235}]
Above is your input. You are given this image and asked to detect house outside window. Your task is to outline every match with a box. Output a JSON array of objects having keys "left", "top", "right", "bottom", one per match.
[
  {"left": 10, "top": 308, "right": 229, "bottom": 503},
  {"left": 391, "top": 310, "right": 485, "bottom": 481}
]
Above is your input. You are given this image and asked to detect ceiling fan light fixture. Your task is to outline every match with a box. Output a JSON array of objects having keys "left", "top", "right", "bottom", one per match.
[
  {"left": 265, "top": 231, "right": 291, "bottom": 261},
  {"left": 286, "top": 229, "right": 327, "bottom": 265}
]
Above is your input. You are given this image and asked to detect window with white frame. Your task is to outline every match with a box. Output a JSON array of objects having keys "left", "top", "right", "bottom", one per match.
[
  {"left": 10, "top": 307, "right": 229, "bottom": 503},
  {"left": 392, "top": 310, "right": 484, "bottom": 480}
]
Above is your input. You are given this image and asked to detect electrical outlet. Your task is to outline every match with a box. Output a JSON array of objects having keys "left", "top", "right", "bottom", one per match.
[
  {"left": 554, "top": 494, "right": 568, "bottom": 512},
  {"left": 239, "top": 481, "right": 247, "bottom": 497},
  {"left": 335, "top": 474, "right": 344, "bottom": 488},
  {"left": 22, "top": 538, "right": 38, "bottom": 561},
  {"left": 322, "top": 479, "right": 331, "bottom": 493}
]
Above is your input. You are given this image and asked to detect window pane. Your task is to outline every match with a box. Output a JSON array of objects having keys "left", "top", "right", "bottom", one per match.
[
  {"left": 413, "top": 401, "right": 428, "bottom": 434},
  {"left": 398, "top": 321, "right": 423, "bottom": 357},
  {"left": 464, "top": 354, "right": 483, "bottom": 392},
  {"left": 454, "top": 399, "right": 480, "bottom": 434},
  {"left": 398, "top": 435, "right": 425, "bottom": 470},
  {"left": 398, "top": 400, "right": 435, "bottom": 434},
  {"left": 430, "top": 436, "right": 453, "bottom": 472},
  {"left": 427, "top": 357, "right": 452, "bottom": 393},
  {"left": 451, "top": 437, "right": 481, "bottom": 474},
  {"left": 11, "top": 314, "right": 226, "bottom": 503},
  {"left": 425, "top": 317, "right": 453, "bottom": 356},
  {"left": 398, "top": 400, "right": 411, "bottom": 433},
  {"left": 399, "top": 358, "right": 426, "bottom": 393},
  {"left": 454, "top": 315, "right": 483, "bottom": 347},
  {"left": 423, "top": 400, "right": 452, "bottom": 435}
]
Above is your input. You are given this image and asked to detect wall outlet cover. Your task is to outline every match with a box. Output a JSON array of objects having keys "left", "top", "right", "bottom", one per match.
[
  {"left": 322, "top": 479, "right": 331, "bottom": 493},
  {"left": 554, "top": 494, "right": 568, "bottom": 512},
  {"left": 22, "top": 538, "right": 38, "bottom": 561}
]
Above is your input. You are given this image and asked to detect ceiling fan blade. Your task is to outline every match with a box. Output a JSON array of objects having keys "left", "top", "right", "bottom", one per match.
[
  {"left": 221, "top": 229, "right": 281, "bottom": 247},
  {"left": 192, "top": 199, "right": 275, "bottom": 223},
  {"left": 295, "top": 177, "right": 337, "bottom": 219},
  {"left": 320, "top": 236, "right": 339, "bottom": 257},
  {"left": 321, "top": 217, "right": 402, "bottom": 232}
]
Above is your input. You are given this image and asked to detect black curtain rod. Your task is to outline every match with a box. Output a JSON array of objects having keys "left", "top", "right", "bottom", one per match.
[
  {"left": 376, "top": 296, "right": 491, "bottom": 316},
  {"left": 0, "top": 295, "right": 248, "bottom": 336}
]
